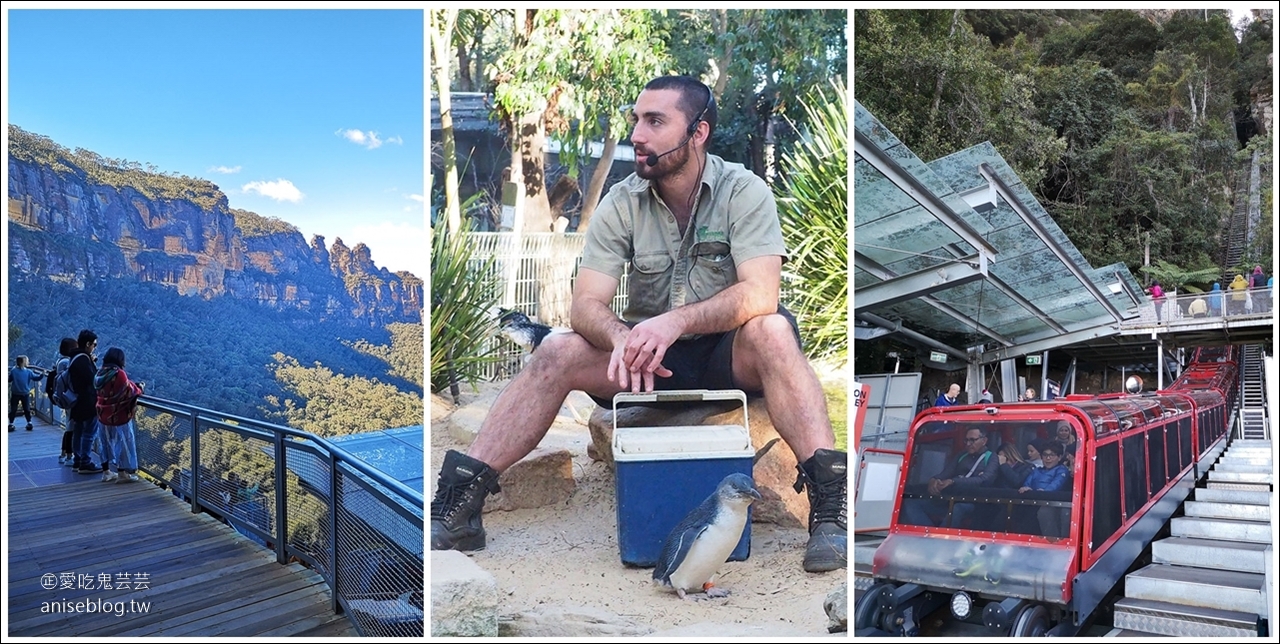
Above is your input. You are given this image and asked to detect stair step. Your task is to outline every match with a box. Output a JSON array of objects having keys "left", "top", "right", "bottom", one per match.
[
  {"left": 1171, "top": 516, "right": 1272, "bottom": 543},
  {"left": 1124, "top": 564, "right": 1266, "bottom": 614},
  {"left": 1206, "top": 481, "right": 1272, "bottom": 492},
  {"left": 1212, "top": 462, "right": 1274, "bottom": 474},
  {"left": 1208, "top": 470, "right": 1272, "bottom": 484},
  {"left": 1152, "top": 536, "right": 1270, "bottom": 573},
  {"left": 1112, "top": 597, "right": 1259, "bottom": 637},
  {"left": 1194, "top": 487, "right": 1272, "bottom": 505},
  {"left": 1185, "top": 500, "right": 1270, "bottom": 521},
  {"left": 1217, "top": 456, "right": 1273, "bottom": 467}
]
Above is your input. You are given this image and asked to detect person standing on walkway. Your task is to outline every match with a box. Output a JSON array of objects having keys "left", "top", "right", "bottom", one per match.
[
  {"left": 1208, "top": 282, "right": 1223, "bottom": 317},
  {"left": 94, "top": 347, "right": 144, "bottom": 483},
  {"left": 9, "top": 356, "right": 44, "bottom": 432},
  {"left": 935, "top": 383, "right": 961, "bottom": 407},
  {"left": 53, "top": 337, "right": 78, "bottom": 464},
  {"left": 1149, "top": 281, "right": 1166, "bottom": 323},
  {"left": 1228, "top": 274, "right": 1249, "bottom": 316},
  {"left": 69, "top": 330, "right": 103, "bottom": 474},
  {"left": 1251, "top": 265, "right": 1269, "bottom": 313}
]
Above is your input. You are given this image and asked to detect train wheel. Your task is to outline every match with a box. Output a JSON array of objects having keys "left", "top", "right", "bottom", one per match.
[
  {"left": 1011, "top": 604, "right": 1049, "bottom": 637},
  {"left": 854, "top": 583, "right": 892, "bottom": 631}
]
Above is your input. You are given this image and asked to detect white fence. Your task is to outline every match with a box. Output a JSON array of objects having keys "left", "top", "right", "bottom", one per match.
[{"left": 463, "top": 232, "right": 629, "bottom": 381}]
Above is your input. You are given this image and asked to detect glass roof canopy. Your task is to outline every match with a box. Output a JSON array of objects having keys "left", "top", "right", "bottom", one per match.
[{"left": 854, "top": 101, "right": 1145, "bottom": 365}]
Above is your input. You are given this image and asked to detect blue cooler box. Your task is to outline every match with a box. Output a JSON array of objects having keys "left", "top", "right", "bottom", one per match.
[{"left": 612, "top": 390, "right": 754, "bottom": 568}]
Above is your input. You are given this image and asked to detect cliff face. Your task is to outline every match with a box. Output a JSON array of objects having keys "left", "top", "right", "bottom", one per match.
[{"left": 7, "top": 153, "right": 422, "bottom": 326}]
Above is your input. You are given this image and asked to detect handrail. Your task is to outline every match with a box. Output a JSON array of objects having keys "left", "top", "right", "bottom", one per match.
[{"left": 20, "top": 362, "right": 424, "bottom": 637}]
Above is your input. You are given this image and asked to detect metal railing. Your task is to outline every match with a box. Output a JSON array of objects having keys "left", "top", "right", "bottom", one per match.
[
  {"left": 24, "top": 372, "right": 423, "bottom": 637},
  {"left": 1125, "top": 286, "right": 1275, "bottom": 327}
]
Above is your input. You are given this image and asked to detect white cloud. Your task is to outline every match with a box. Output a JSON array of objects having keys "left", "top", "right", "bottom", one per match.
[
  {"left": 209, "top": 165, "right": 242, "bottom": 174},
  {"left": 336, "top": 128, "right": 403, "bottom": 150},
  {"left": 407, "top": 193, "right": 425, "bottom": 203},
  {"left": 349, "top": 221, "right": 426, "bottom": 276},
  {"left": 242, "top": 179, "right": 304, "bottom": 203}
]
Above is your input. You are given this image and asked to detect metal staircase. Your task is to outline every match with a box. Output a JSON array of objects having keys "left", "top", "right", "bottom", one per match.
[
  {"left": 1110, "top": 349, "right": 1274, "bottom": 637},
  {"left": 1240, "top": 345, "right": 1271, "bottom": 440},
  {"left": 1111, "top": 439, "right": 1273, "bottom": 636}
]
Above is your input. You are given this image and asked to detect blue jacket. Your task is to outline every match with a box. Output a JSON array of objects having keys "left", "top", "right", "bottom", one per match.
[
  {"left": 1022, "top": 464, "right": 1070, "bottom": 492},
  {"left": 935, "top": 392, "right": 958, "bottom": 407}
]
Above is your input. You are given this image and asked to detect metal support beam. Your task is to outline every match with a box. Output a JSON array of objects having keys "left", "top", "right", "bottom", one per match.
[
  {"left": 980, "top": 163, "right": 1125, "bottom": 322},
  {"left": 854, "top": 252, "right": 1011, "bottom": 345},
  {"left": 979, "top": 318, "right": 1121, "bottom": 365},
  {"left": 855, "top": 128, "right": 999, "bottom": 262},
  {"left": 985, "top": 273, "right": 1070, "bottom": 334},
  {"left": 856, "top": 312, "right": 969, "bottom": 362},
  {"left": 853, "top": 250, "right": 988, "bottom": 310}
]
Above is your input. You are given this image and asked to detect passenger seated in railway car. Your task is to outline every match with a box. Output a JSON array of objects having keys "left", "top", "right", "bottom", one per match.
[
  {"left": 900, "top": 420, "right": 1077, "bottom": 537},
  {"left": 996, "top": 442, "right": 1033, "bottom": 489},
  {"left": 1025, "top": 440, "right": 1043, "bottom": 467},
  {"left": 1019, "top": 442, "right": 1071, "bottom": 537},
  {"left": 1055, "top": 420, "right": 1078, "bottom": 455},
  {"left": 899, "top": 426, "right": 997, "bottom": 528}
]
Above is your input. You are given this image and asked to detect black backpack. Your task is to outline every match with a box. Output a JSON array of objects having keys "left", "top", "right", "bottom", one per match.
[{"left": 52, "top": 354, "right": 86, "bottom": 409}]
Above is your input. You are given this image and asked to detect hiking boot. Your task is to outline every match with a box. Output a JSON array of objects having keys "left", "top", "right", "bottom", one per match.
[
  {"left": 794, "top": 448, "right": 848, "bottom": 573},
  {"left": 430, "top": 450, "right": 501, "bottom": 552},
  {"left": 26, "top": 423, "right": 33, "bottom": 431},
  {"left": 76, "top": 463, "right": 104, "bottom": 475},
  {"left": 7, "top": 424, "right": 13, "bottom": 432}
]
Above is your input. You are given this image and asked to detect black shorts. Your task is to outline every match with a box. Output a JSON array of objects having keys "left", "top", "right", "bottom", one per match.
[{"left": 588, "top": 305, "right": 802, "bottom": 407}]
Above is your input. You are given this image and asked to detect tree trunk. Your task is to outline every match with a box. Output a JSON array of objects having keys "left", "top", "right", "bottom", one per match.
[
  {"left": 712, "top": 9, "right": 734, "bottom": 102},
  {"left": 929, "top": 9, "right": 963, "bottom": 129},
  {"left": 456, "top": 40, "right": 472, "bottom": 92},
  {"left": 430, "top": 10, "right": 462, "bottom": 234},
  {"left": 577, "top": 124, "right": 618, "bottom": 234},
  {"left": 517, "top": 110, "right": 554, "bottom": 232}
]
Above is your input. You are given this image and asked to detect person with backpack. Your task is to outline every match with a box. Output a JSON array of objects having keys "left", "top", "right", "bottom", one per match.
[
  {"left": 53, "top": 338, "right": 78, "bottom": 464},
  {"left": 67, "top": 329, "right": 103, "bottom": 474},
  {"left": 94, "top": 347, "right": 144, "bottom": 483},
  {"left": 9, "top": 355, "right": 44, "bottom": 432}
]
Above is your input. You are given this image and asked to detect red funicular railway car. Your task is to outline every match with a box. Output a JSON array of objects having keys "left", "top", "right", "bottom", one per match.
[{"left": 856, "top": 348, "right": 1238, "bottom": 636}]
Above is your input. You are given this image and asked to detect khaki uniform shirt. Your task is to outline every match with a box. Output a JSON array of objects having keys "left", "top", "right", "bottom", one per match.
[{"left": 580, "top": 154, "right": 787, "bottom": 323}]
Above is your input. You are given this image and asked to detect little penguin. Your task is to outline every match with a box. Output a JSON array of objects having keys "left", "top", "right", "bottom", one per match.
[{"left": 653, "top": 473, "right": 762, "bottom": 599}]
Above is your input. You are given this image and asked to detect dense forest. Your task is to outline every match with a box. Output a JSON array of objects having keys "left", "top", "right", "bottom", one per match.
[
  {"left": 8, "top": 276, "right": 423, "bottom": 436},
  {"left": 855, "top": 9, "right": 1273, "bottom": 284}
]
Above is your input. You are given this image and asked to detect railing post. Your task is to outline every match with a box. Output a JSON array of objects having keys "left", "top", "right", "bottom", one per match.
[
  {"left": 274, "top": 432, "right": 288, "bottom": 565},
  {"left": 190, "top": 411, "right": 202, "bottom": 515},
  {"left": 328, "top": 450, "right": 341, "bottom": 614}
]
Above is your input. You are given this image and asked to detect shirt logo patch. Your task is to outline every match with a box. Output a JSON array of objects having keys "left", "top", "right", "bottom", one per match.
[{"left": 696, "top": 226, "right": 727, "bottom": 243}]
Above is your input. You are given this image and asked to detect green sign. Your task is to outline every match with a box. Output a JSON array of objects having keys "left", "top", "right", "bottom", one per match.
[
  {"left": 1026, "top": 355, "right": 1041, "bottom": 366},
  {"left": 929, "top": 351, "right": 947, "bottom": 363}
]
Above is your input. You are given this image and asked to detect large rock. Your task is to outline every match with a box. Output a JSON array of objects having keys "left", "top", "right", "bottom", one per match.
[
  {"left": 484, "top": 447, "right": 576, "bottom": 512},
  {"left": 589, "top": 398, "right": 808, "bottom": 528},
  {"left": 498, "top": 605, "right": 653, "bottom": 637},
  {"left": 825, "top": 582, "right": 848, "bottom": 633},
  {"left": 430, "top": 551, "right": 498, "bottom": 636}
]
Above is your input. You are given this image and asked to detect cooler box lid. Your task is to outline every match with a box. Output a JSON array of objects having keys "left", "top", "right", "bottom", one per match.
[{"left": 613, "top": 425, "right": 752, "bottom": 462}]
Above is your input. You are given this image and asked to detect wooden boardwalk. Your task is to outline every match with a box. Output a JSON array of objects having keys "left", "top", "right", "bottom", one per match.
[{"left": 7, "top": 451, "right": 357, "bottom": 637}]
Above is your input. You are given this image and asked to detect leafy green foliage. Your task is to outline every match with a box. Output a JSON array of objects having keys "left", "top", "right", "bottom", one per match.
[
  {"left": 262, "top": 353, "right": 423, "bottom": 438},
  {"left": 232, "top": 208, "right": 300, "bottom": 238},
  {"left": 660, "top": 10, "right": 847, "bottom": 178},
  {"left": 856, "top": 9, "right": 1269, "bottom": 280},
  {"left": 429, "top": 228, "right": 501, "bottom": 396},
  {"left": 1139, "top": 259, "right": 1222, "bottom": 293},
  {"left": 6, "top": 274, "right": 421, "bottom": 421},
  {"left": 777, "top": 80, "right": 847, "bottom": 363},
  {"left": 351, "top": 323, "right": 424, "bottom": 388},
  {"left": 9, "top": 125, "right": 226, "bottom": 211}
]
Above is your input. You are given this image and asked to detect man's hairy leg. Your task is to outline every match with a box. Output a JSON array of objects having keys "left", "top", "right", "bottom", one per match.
[
  {"left": 467, "top": 332, "right": 621, "bottom": 472},
  {"left": 730, "top": 313, "right": 835, "bottom": 463}
]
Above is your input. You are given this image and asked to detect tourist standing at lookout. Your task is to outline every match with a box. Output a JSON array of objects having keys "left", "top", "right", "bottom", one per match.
[
  {"left": 1228, "top": 273, "right": 1249, "bottom": 316},
  {"left": 9, "top": 356, "right": 44, "bottom": 432},
  {"left": 68, "top": 329, "right": 104, "bottom": 474},
  {"left": 95, "top": 347, "right": 145, "bottom": 483}
]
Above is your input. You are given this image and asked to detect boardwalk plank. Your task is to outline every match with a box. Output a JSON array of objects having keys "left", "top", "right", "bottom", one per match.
[{"left": 8, "top": 479, "right": 356, "bottom": 637}]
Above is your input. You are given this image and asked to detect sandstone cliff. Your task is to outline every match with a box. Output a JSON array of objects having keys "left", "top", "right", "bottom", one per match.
[{"left": 7, "top": 125, "right": 421, "bottom": 326}]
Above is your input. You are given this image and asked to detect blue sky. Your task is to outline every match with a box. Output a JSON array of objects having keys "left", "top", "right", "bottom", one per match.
[{"left": 5, "top": 9, "right": 425, "bottom": 276}]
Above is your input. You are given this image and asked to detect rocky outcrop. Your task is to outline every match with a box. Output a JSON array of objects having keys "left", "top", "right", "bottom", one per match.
[{"left": 7, "top": 128, "right": 421, "bottom": 325}]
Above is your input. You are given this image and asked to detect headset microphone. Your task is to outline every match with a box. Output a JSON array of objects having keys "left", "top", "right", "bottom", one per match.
[{"left": 645, "top": 132, "right": 694, "bottom": 167}]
